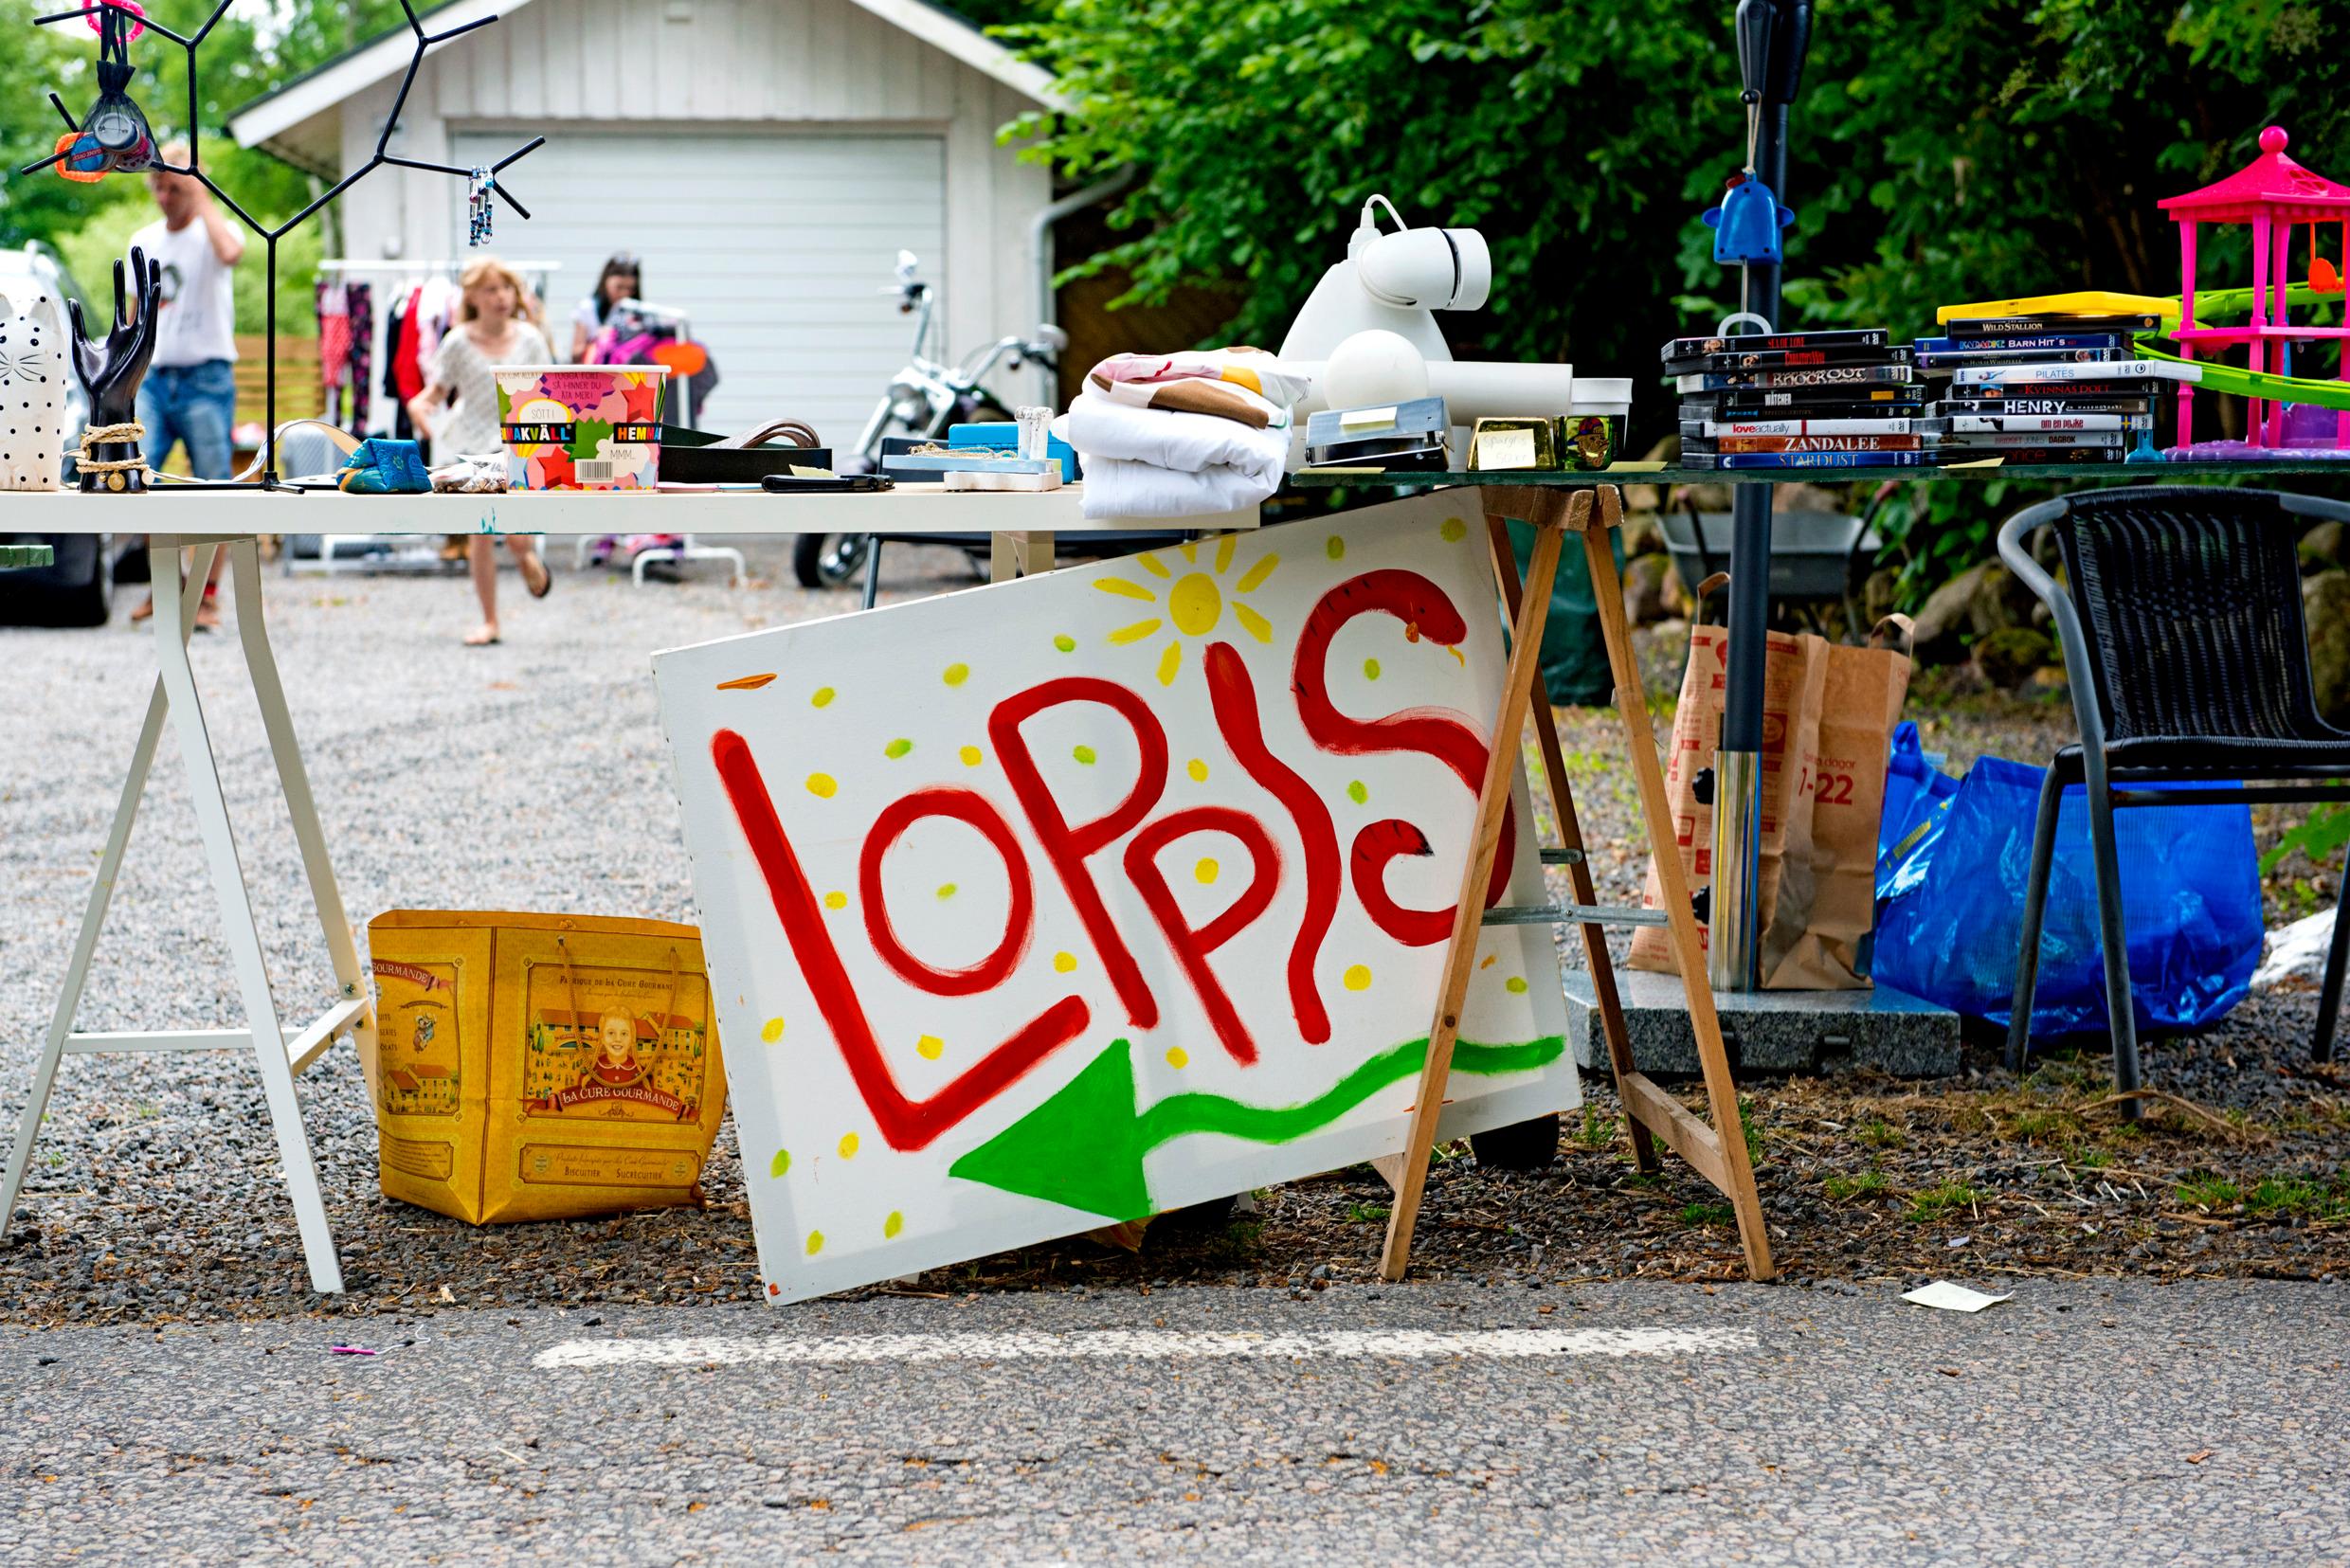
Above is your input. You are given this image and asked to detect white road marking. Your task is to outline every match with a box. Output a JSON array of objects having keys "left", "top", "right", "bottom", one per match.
[{"left": 533, "top": 1325, "right": 1755, "bottom": 1370}]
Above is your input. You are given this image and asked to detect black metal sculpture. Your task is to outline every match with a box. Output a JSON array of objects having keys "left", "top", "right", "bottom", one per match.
[{"left": 16, "top": 0, "right": 543, "bottom": 488}]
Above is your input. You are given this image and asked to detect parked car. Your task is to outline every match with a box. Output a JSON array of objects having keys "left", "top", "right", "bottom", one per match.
[{"left": 0, "top": 243, "right": 111, "bottom": 628}]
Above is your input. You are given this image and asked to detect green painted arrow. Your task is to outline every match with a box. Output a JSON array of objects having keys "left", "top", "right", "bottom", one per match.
[{"left": 949, "top": 1032, "right": 1565, "bottom": 1221}]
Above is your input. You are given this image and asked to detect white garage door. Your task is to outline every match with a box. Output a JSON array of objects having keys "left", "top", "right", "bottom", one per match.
[{"left": 453, "top": 130, "right": 946, "bottom": 444}]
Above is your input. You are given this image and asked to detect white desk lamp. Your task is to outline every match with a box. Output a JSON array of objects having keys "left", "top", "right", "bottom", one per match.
[{"left": 1275, "top": 194, "right": 1580, "bottom": 424}]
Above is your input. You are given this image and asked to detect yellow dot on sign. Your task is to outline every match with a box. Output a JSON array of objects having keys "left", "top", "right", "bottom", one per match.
[
  {"left": 959, "top": 745, "right": 984, "bottom": 767},
  {"left": 839, "top": 1132, "right": 859, "bottom": 1159},
  {"left": 1170, "top": 572, "right": 1223, "bottom": 637},
  {"left": 943, "top": 662, "right": 969, "bottom": 687},
  {"left": 1506, "top": 977, "right": 1530, "bottom": 994},
  {"left": 823, "top": 890, "right": 848, "bottom": 911},
  {"left": 916, "top": 1035, "right": 945, "bottom": 1060},
  {"left": 936, "top": 883, "right": 957, "bottom": 900},
  {"left": 1364, "top": 658, "right": 1382, "bottom": 680},
  {"left": 1054, "top": 634, "right": 1076, "bottom": 653},
  {"left": 811, "top": 687, "right": 836, "bottom": 709},
  {"left": 806, "top": 773, "right": 838, "bottom": 799},
  {"left": 1074, "top": 745, "right": 1097, "bottom": 766},
  {"left": 760, "top": 1017, "right": 785, "bottom": 1044},
  {"left": 770, "top": 1148, "right": 791, "bottom": 1178},
  {"left": 1441, "top": 516, "right": 1469, "bottom": 542},
  {"left": 1326, "top": 536, "right": 1346, "bottom": 561},
  {"left": 1195, "top": 857, "right": 1220, "bottom": 885},
  {"left": 805, "top": 1230, "right": 824, "bottom": 1255},
  {"left": 1053, "top": 951, "right": 1078, "bottom": 974},
  {"left": 1188, "top": 758, "right": 1209, "bottom": 783},
  {"left": 1344, "top": 964, "right": 1373, "bottom": 992},
  {"left": 1347, "top": 781, "right": 1368, "bottom": 805},
  {"left": 1166, "top": 1047, "right": 1189, "bottom": 1070},
  {"left": 885, "top": 738, "right": 913, "bottom": 759},
  {"left": 884, "top": 1211, "right": 905, "bottom": 1239}
]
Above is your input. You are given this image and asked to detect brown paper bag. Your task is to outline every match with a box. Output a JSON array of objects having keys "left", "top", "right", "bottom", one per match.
[
  {"left": 365, "top": 910, "right": 728, "bottom": 1224},
  {"left": 1629, "top": 617, "right": 1908, "bottom": 989},
  {"left": 1763, "top": 629, "right": 1912, "bottom": 988},
  {"left": 1629, "top": 618, "right": 1824, "bottom": 979}
]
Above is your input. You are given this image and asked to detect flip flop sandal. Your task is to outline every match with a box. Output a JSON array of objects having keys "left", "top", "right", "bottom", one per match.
[
  {"left": 464, "top": 627, "right": 501, "bottom": 646},
  {"left": 522, "top": 555, "right": 551, "bottom": 598}
]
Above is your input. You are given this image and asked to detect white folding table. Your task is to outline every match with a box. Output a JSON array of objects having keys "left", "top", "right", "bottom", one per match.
[{"left": 0, "top": 485, "right": 1257, "bottom": 1293}]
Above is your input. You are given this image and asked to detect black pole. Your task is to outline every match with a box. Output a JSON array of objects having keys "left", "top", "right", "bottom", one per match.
[
  {"left": 1713, "top": 0, "right": 1811, "bottom": 990},
  {"left": 1722, "top": 0, "right": 1808, "bottom": 759}
]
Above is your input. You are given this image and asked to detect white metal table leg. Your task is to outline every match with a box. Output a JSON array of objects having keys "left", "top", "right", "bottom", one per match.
[
  {"left": 226, "top": 542, "right": 377, "bottom": 1090},
  {"left": 150, "top": 537, "right": 345, "bottom": 1294},
  {"left": 0, "top": 552, "right": 212, "bottom": 1235}
]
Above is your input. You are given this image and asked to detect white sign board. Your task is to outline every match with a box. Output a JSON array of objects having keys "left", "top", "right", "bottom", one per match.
[{"left": 654, "top": 492, "right": 1575, "bottom": 1304}]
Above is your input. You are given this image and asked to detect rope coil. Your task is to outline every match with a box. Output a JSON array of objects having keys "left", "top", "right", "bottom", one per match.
[{"left": 77, "top": 420, "right": 148, "bottom": 479}]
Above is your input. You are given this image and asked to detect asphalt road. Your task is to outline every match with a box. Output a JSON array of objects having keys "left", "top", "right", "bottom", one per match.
[{"left": 4, "top": 1279, "right": 2345, "bottom": 1564}]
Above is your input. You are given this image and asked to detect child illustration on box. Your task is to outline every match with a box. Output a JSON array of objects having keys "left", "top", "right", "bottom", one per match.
[{"left": 587, "top": 1011, "right": 645, "bottom": 1087}]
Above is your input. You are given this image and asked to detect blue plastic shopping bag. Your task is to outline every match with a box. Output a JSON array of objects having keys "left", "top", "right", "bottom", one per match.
[{"left": 1872, "top": 755, "right": 2261, "bottom": 1038}]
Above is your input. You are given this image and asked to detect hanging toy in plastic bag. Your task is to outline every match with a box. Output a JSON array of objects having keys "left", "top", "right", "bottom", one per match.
[
  {"left": 51, "top": 130, "right": 108, "bottom": 184},
  {"left": 80, "top": 4, "right": 156, "bottom": 175},
  {"left": 1703, "top": 90, "right": 1795, "bottom": 265},
  {"left": 467, "top": 167, "right": 494, "bottom": 246}
]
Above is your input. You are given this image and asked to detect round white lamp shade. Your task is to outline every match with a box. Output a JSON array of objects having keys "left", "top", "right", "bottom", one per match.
[{"left": 1323, "top": 329, "right": 1431, "bottom": 408}]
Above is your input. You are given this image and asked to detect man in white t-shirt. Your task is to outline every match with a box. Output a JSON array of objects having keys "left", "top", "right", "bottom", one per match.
[{"left": 128, "top": 144, "right": 244, "bottom": 628}]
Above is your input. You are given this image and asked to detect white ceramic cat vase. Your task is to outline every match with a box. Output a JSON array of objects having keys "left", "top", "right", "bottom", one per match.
[{"left": 0, "top": 288, "right": 68, "bottom": 491}]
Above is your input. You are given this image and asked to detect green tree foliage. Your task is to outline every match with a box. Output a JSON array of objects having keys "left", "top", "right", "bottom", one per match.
[
  {"left": 1015, "top": 0, "right": 2341, "bottom": 368},
  {"left": 1008, "top": 0, "right": 2344, "bottom": 595},
  {"left": 4, "top": 0, "right": 412, "bottom": 328}
]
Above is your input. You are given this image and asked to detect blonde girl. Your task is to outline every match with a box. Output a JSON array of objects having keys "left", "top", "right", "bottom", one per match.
[{"left": 407, "top": 257, "right": 554, "bottom": 645}]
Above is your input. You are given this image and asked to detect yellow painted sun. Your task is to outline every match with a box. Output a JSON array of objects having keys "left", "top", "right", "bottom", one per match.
[{"left": 1094, "top": 535, "right": 1278, "bottom": 686}]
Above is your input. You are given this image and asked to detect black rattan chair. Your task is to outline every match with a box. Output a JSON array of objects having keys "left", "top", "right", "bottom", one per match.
[{"left": 1997, "top": 486, "right": 2350, "bottom": 1104}]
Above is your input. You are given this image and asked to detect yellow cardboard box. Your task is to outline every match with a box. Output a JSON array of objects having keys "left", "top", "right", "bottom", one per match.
[{"left": 364, "top": 910, "right": 727, "bottom": 1224}]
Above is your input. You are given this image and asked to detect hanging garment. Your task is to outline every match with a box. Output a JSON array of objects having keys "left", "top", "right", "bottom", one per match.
[
  {"left": 316, "top": 279, "right": 353, "bottom": 426},
  {"left": 344, "top": 281, "right": 373, "bottom": 436},
  {"left": 390, "top": 285, "right": 426, "bottom": 404},
  {"left": 383, "top": 287, "right": 417, "bottom": 439}
]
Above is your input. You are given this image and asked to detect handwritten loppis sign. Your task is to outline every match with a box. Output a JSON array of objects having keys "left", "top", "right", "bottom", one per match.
[{"left": 654, "top": 493, "right": 1574, "bottom": 1304}]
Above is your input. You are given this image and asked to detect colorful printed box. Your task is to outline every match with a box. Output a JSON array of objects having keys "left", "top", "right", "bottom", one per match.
[{"left": 494, "top": 365, "right": 669, "bottom": 491}]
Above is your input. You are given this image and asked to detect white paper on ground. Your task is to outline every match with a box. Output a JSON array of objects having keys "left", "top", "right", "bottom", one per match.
[{"left": 1902, "top": 1281, "right": 2012, "bottom": 1312}]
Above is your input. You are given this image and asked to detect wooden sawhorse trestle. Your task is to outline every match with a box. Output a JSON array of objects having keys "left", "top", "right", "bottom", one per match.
[{"left": 1375, "top": 484, "right": 1775, "bottom": 1282}]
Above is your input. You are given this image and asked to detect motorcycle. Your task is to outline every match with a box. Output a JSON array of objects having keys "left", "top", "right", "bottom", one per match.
[{"left": 792, "top": 252, "right": 1066, "bottom": 589}]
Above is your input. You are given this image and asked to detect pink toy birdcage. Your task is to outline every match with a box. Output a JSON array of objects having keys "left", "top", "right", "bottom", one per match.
[{"left": 2160, "top": 126, "right": 2350, "bottom": 449}]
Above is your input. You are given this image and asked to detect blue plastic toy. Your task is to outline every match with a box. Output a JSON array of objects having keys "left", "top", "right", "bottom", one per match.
[
  {"left": 1706, "top": 172, "right": 1795, "bottom": 265},
  {"left": 1706, "top": 86, "right": 1797, "bottom": 265}
]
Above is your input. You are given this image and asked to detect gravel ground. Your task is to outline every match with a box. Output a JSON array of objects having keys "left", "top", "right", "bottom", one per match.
[{"left": 0, "top": 539, "right": 2341, "bottom": 1327}]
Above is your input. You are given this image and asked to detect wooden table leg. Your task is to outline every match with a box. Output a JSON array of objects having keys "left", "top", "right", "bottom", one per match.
[
  {"left": 1481, "top": 512, "right": 1661, "bottom": 1176},
  {"left": 1378, "top": 514, "right": 1565, "bottom": 1282},
  {"left": 1572, "top": 489, "right": 1775, "bottom": 1281}
]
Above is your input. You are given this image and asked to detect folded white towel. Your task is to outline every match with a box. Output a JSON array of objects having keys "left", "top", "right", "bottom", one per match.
[{"left": 1065, "top": 391, "right": 1289, "bottom": 521}]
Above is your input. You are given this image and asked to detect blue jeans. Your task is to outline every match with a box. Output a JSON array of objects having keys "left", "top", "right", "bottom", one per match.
[{"left": 134, "top": 359, "right": 236, "bottom": 480}]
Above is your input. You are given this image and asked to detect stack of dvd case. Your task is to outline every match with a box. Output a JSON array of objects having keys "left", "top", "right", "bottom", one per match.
[
  {"left": 1667, "top": 330, "right": 1925, "bottom": 470},
  {"left": 1913, "top": 311, "right": 2169, "bottom": 465}
]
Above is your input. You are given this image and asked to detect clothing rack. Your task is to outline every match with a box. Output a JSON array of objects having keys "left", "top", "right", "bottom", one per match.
[
  {"left": 311, "top": 258, "right": 564, "bottom": 442},
  {"left": 316, "top": 258, "right": 565, "bottom": 276},
  {"left": 293, "top": 259, "right": 568, "bottom": 576}
]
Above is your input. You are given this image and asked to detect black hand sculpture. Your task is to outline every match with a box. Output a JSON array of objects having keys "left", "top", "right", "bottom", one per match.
[{"left": 68, "top": 246, "right": 162, "bottom": 494}]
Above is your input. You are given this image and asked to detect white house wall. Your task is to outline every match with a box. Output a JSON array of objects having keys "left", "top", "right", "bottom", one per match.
[{"left": 334, "top": 0, "right": 1050, "bottom": 397}]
